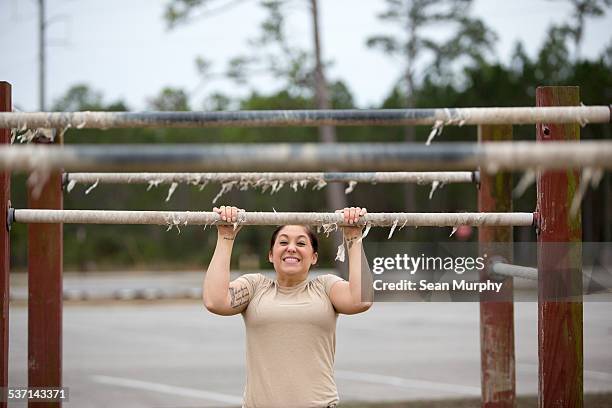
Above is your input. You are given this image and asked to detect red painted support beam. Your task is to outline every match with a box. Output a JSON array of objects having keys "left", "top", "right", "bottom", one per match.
[
  {"left": 536, "top": 86, "right": 583, "bottom": 407},
  {"left": 0, "top": 82, "right": 11, "bottom": 408},
  {"left": 28, "top": 131, "right": 63, "bottom": 407},
  {"left": 478, "top": 125, "right": 515, "bottom": 407}
]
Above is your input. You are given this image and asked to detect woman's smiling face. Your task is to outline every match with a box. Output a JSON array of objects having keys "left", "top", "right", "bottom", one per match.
[{"left": 268, "top": 225, "right": 318, "bottom": 278}]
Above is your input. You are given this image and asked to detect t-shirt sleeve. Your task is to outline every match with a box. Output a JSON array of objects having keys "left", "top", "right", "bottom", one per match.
[
  {"left": 319, "top": 274, "right": 345, "bottom": 297},
  {"left": 233, "top": 273, "right": 265, "bottom": 298}
]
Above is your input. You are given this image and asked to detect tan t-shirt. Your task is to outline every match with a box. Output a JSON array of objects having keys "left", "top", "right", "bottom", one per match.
[{"left": 235, "top": 273, "right": 344, "bottom": 408}]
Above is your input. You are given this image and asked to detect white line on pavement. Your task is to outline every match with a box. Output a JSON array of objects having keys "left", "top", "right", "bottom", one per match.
[
  {"left": 90, "top": 375, "right": 243, "bottom": 405},
  {"left": 335, "top": 370, "right": 481, "bottom": 395}
]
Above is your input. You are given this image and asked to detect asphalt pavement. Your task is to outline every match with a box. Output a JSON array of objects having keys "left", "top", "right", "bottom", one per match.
[{"left": 6, "top": 271, "right": 612, "bottom": 407}]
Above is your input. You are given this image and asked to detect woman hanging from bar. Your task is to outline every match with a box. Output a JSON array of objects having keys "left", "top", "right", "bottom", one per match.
[{"left": 203, "top": 205, "right": 373, "bottom": 408}]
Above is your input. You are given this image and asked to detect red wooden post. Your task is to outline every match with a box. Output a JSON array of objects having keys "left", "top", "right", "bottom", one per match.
[
  {"left": 0, "top": 82, "right": 12, "bottom": 408},
  {"left": 28, "top": 130, "right": 63, "bottom": 407},
  {"left": 536, "top": 86, "right": 583, "bottom": 407},
  {"left": 478, "top": 125, "right": 515, "bottom": 407}
]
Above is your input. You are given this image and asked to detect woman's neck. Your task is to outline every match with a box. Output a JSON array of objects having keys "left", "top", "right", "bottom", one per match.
[{"left": 276, "top": 273, "right": 308, "bottom": 287}]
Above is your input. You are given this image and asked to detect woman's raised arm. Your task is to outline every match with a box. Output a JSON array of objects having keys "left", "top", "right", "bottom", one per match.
[
  {"left": 203, "top": 206, "right": 251, "bottom": 316},
  {"left": 329, "top": 207, "right": 374, "bottom": 315}
]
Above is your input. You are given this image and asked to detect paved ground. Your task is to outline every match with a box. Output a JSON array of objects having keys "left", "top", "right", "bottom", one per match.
[
  {"left": 9, "top": 270, "right": 210, "bottom": 301},
  {"left": 7, "top": 272, "right": 612, "bottom": 407}
]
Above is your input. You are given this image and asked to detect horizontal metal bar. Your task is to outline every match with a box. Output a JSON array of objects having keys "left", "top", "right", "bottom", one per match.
[
  {"left": 492, "top": 262, "right": 538, "bottom": 281},
  {"left": 1, "top": 106, "right": 609, "bottom": 129},
  {"left": 12, "top": 210, "right": 534, "bottom": 227},
  {"left": 64, "top": 171, "right": 477, "bottom": 185},
  {"left": 2, "top": 142, "right": 612, "bottom": 172}
]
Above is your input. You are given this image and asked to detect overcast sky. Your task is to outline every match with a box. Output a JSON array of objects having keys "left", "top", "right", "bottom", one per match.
[{"left": 1, "top": 0, "right": 610, "bottom": 111}]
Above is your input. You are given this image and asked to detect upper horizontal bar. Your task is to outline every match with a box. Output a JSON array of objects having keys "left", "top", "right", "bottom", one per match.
[
  {"left": 64, "top": 171, "right": 477, "bottom": 185},
  {"left": 1, "top": 142, "right": 611, "bottom": 172},
  {"left": 1, "top": 106, "right": 610, "bottom": 129},
  {"left": 12, "top": 210, "right": 534, "bottom": 227}
]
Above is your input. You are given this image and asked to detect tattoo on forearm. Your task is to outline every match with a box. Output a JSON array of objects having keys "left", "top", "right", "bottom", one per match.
[
  {"left": 223, "top": 236, "right": 235, "bottom": 241},
  {"left": 229, "top": 285, "right": 249, "bottom": 308},
  {"left": 345, "top": 236, "right": 359, "bottom": 249}
]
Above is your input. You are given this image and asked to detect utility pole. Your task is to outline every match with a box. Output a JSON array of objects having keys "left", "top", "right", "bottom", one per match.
[
  {"left": 38, "top": 0, "right": 45, "bottom": 111},
  {"left": 309, "top": 0, "right": 345, "bottom": 211},
  {"left": 309, "top": 0, "right": 348, "bottom": 277}
]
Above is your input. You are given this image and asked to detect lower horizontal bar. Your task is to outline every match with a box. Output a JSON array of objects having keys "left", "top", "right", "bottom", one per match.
[
  {"left": 11, "top": 210, "right": 534, "bottom": 227},
  {"left": 64, "top": 171, "right": 477, "bottom": 185},
  {"left": 1, "top": 142, "right": 611, "bottom": 172},
  {"left": 492, "top": 262, "right": 538, "bottom": 281}
]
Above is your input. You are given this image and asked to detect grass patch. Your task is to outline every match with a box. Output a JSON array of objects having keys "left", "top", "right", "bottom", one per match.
[{"left": 341, "top": 393, "right": 612, "bottom": 408}]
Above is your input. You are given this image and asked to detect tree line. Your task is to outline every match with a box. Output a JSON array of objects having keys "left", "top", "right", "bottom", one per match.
[{"left": 9, "top": 0, "right": 612, "bottom": 271}]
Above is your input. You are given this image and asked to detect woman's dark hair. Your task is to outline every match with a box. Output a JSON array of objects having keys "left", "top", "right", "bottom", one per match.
[{"left": 269, "top": 225, "right": 319, "bottom": 253}]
